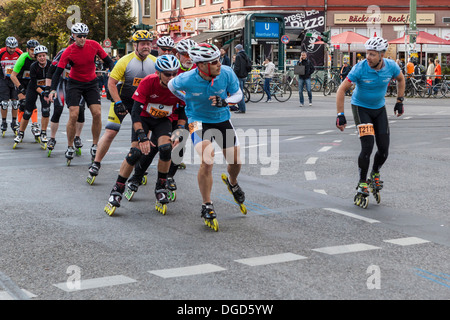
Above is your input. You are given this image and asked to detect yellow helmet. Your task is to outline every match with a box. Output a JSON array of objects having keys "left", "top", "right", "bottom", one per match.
[{"left": 132, "top": 30, "right": 153, "bottom": 42}]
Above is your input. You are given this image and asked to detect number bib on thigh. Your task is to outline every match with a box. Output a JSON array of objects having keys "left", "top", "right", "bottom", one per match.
[
  {"left": 357, "top": 123, "right": 375, "bottom": 137},
  {"left": 144, "top": 103, "right": 173, "bottom": 118}
]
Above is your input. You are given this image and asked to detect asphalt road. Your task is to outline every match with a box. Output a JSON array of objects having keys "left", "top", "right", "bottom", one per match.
[{"left": 0, "top": 92, "right": 449, "bottom": 304}]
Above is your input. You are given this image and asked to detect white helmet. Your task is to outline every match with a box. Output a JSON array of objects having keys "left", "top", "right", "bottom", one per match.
[
  {"left": 34, "top": 45, "right": 48, "bottom": 55},
  {"left": 364, "top": 37, "right": 388, "bottom": 52},
  {"left": 155, "top": 55, "right": 180, "bottom": 72},
  {"left": 5, "top": 37, "right": 18, "bottom": 48},
  {"left": 71, "top": 23, "right": 89, "bottom": 35},
  {"left": 188, "top": 43, "right": 220, "bottom": 63},
  {"left": 176, "top": 39, "right": 197, "bottom": 54},
  {"left": 156, "top": 36, "right": 175, "bottom": 48}
]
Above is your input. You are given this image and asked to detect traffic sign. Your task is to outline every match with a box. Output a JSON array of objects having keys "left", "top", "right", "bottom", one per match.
[
  {"left": 103, "top": 38, "right": 112, "bottom": 48},
  {"left": 281, "top": 35, "right": 290, "bottom": 44}
]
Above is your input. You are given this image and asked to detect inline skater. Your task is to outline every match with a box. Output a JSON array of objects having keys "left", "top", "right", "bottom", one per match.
[
  {"left": 168, "top": 43, "right": 245, "bottom": 231},
  {"left": 0, "top": 37, "right": 22, "bottom": 137},
  {"left": 335, "top": 37, "right": 405, "bottom": 208},
  {"left": 45, "top": 35, "right": 86, "bottom": 157},
  {"left": 104, "top": 55, "right": 185, "bottom": 216},
  {"left": 87, "top": 30, "right": 156, "bottom": 184},
  {"left": 125, "top": 38, "right": 196, "bottom": 201},
  {"left": 13, "top": 45, "right": 52, "bottom": 149},
  {"left": 49, "top": 23, "right": 115, "bottom": 165},
  {"left": 10, "top": 39, "right": 40, "bottom": 138}
]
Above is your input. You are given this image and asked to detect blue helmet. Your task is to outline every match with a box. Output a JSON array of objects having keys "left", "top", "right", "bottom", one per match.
[{"left": 155, "top": 55, "right": 180, "bottom": 72}]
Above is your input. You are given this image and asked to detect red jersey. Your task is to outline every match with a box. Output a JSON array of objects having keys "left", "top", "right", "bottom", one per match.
[
  {"left": 57, "top": 39, "right": 108, "bottom": 82},
  {"left": 0, "top": 47, "right": 23, "bottom": 79},
  {"left": 133, "top": 73, "right": 184, "bottom": 119}
]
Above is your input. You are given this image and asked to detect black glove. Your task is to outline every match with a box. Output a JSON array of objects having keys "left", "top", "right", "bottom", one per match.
[
  {"left": 16, "top": 84, "right": 25, "bottom": 95},
  {"left": 394, "top": 102, "right": 403, "bottom": 115},
  {"left": 114, "top": 101, "right": 127, "bottom": 116},
  {"left": 214, "top": 96, "right": 227, "bottom": 108},
  {"left": 136, "top": 129, "right": 148, "bottom": 143},
  {"left": 336, "top": 114, "right": 347, "bottom": 127}
]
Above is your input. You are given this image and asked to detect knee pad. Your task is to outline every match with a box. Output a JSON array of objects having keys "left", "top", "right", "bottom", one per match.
[
  {"left": 1, "top": 101, "right": 9, "bottom": 110},
  {"left": 158, "top": 143, "right": 172, "bottom": 162},
  {"left": 125, "top": 147, "right": 142, "bottom": 166},
  {"left": 11, "top": 100, "right": 19, "bottom": 110},
  {"left": 23, "top": 109, "right": 32, "bottom": 121},
  {"left": 19, "top": 99, "right": 26, "bottom": 111},
  {"left": 42, "top": 106, "right": 50, "bottom": 118}
]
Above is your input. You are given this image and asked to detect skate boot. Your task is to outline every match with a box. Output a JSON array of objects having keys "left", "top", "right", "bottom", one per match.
[
  {"left": 124, "top": 175, "right": 141, "bottom": 201},
  {"left": 201, "top": 202, "right": 219, "bottom": 232},
  {"left": 368, "top": 171, "right": 383, "bottom": 204},
  {"left": 166, "top": 176, "right": 177, "bottom": 202},
  {"left": 221, "top": 173, "right": 247, "bottom": 214},
  {"left": 39, "top": 131, "right": 48, "bottom": 150},
  {"left": 155, "top": 179, "right": 169, "bottom": 215},
  {"left": 65, "top": 146, "right": 75, "bottom": 166},
  {"left": 74, "top": 136, "right": 83, "bottom": 156},
  {"left": 90, "top": 144, "right": 97, "bottom": 162},
  {"left": 11, "top": 121, "right": 19, "bottom": 136},
  {"left": 47, "top": 138, "right": 56, "bottom": 157},
  {"left": 31, "top": 123, "right": 41, "bottom": 143},
  {"left": 354, "top": 181, "right": 370, "bottom": 209},
  {"left": 104, "top": 182, "right": 125, "bottom": 216},
  {"left": 87, "top": 162, "right": 101, "bottom": 185},
  {"left": 13, "top": 131, "right": 24, "bottom": 149},
  {"left": 1, "top": 121, "right": 7, "bottom": 137}
]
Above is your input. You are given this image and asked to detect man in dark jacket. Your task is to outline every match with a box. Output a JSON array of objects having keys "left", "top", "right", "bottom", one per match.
[
  {"left": 297, "top": 51, "right": 315, "bottom": 107},
  {"left": 233, "top": 44, "right": 250, "bottom": 113}
]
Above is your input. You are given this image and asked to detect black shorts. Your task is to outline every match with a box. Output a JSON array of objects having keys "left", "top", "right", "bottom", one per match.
[
  {"left": 190, "top": 119, "right": 239, "bottom": 149},
  {"left": 131, "top": 116, "right": 172, "bottom": 143},
  {"left": 66, "top": 78, "right": 100, "bottom": 107},
  {"left": 0, "top": 78, "right": 18, "bottom": 101},
  {"left": 351, "top": 105, "right": 390, "bottom": 136}
]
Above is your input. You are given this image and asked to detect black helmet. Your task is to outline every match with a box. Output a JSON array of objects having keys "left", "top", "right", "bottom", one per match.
[{"left": 26, "top": 39, "right": 40, "bottom": 48}]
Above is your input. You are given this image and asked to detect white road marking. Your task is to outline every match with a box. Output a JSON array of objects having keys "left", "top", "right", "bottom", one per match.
[
  {"left": 318, "top": 146, "right": 332, "bottom": 152},
  {"left": 235, "top": 253, "right": 307, "bottom": 266},
  {"left": 314, "top": 189, "right": 327, "bottom": 195},
  {"left": 312, "top": 243, "right": 381, "bottom": 255},
  {"left": 304, "top": 171, "right": 317, "bottom": 180},
  {"left": 285, "top": 136, "right": 304, "bottom": 141},
  {"left": 317, "top": 130, "right": 334, "bottom": 135},
  {"left": 305, "top": 157, "right": 318, "bottom": 164},
  {"left": 53, "top": 275, "right": 137, "bottom": 292},
  {"left": 383, "top": 237, "right": 430, "bottom": 246},
  {"left": 0, "top": 289, "right": 36, "bottom": 300},
  {"left": 323, "top": 208, "right": 380, "bottom": 224},
  {"left": 149, "top": 264, "right": 226, "bottom": 279}
]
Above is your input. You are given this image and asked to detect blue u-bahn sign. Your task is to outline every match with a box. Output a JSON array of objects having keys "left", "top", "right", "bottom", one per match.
[{"left": 254, "top": 21, "right": 279, "bottom": 38}]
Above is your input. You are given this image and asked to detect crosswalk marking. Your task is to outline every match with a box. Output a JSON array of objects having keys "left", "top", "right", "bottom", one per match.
[
  {"left": 53, "top": 275, "right": 137, "bottom": 292},
  {"left": 235, "top": 253, "right": 307, "bottom": 266},
  {"left": 149, "top": 264, "right": 226, "bottom": 279},
  {"left": 383, "top": 237, "right": 430, "bottom": 246},
  {"left": 323, "top": 208, "right": 380, "bottom": 224},
  {"left": 312, "top": 243, "right": 381, "bottom": 255}
]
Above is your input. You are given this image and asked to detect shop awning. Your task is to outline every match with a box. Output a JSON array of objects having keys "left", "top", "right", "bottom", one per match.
[{"left": 189, "top": 29, "right": 240, "bottom": 43}]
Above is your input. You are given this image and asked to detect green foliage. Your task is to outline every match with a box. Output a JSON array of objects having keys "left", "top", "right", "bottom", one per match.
[{"left": 0, "top": 0, "right": 135, "bottom": 54}]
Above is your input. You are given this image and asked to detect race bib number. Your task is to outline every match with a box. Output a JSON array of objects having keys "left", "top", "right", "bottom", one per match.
[
  {"left": 144, "top": 103, "right": 173, "bottom": 118},
  {"left": 63, "top": 68, "right": 70, "bottom": 80},
  {"left": 23, "top": 70, "right": 30, "bottom": 79},
  {"left": 132, "top": 77, "right": 143, "bottom": 86},
  {"left": 188, "top": 121, "right": 203, "bottom": 134},
  {"left": 37, "top": 79, "right": 46, "bottom": 87},
  {"left": 5, "top": 67, "right": 13, "bottom": 77},
  {"left": 357, "top": 123, "right": 375, "bottom": 137}
]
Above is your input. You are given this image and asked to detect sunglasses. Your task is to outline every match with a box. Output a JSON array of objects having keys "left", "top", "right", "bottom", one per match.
[
  {"left": 160, "top": 47, "right": 172, "bottom": 52},
  {"left": 162, "top": 72, "right": 177, "bottom": 77},
  {"left": 180, "top": 52, "right": 190, "bottom": 57},
  {"left": 208, "top": 59, "right": 220, "bottom": 66},
  {"left": 76, "top": 34, "right": 88, "bottom": 38}
]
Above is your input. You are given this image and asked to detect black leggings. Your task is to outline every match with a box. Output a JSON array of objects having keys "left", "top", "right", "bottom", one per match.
[
  {"left": 351, "top": 105, "right": 390, "bottom": 182},
  {"left": 51, "top": 80, "right": 86, "bottom": 123}
]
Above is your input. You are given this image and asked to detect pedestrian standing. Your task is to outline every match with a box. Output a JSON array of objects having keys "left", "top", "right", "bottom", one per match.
[
  {"left": 297, "top": 51, "right": 315, "bottom": 107},
  {"left": 219, "top": 47, "right": 231, "bottom": 66},
  {"left": 262, "top": 57, "right": 275, "bottom": 102},
  {"left": 233, "top": 44, "right": 251, "bottom": 113}
]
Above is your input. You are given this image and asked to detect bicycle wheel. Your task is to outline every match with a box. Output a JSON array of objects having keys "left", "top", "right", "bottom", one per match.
[
  {"left": 311, "top": 78, "right": 322, "bottom": 92},
  {"left": 244, "top": 86, "right": 250, "bottom": 103},
  {"left": 248, "top": 82, "right": 264, "bottom": 103},
  {"left": 324, "top": 81, "right": 335, "bottom": 96},
  {"left": 274, "top": 83, "right": 292, "bottom": 102}
]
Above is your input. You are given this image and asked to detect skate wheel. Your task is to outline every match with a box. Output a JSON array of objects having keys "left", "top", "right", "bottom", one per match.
[
  {"left": 155, "top": 202, "right": 167, "bottom": 215},
  {"left": 205, "top": 218, "right": 219, "bottom": 232},
  {"left": 66, "top": 159, "right": 71, "bottom": 166},
  {"left": 40, "top": 143, "right": 47, "bottom": 150},
  {"left": 13, "top": 142, "right": 18, "bottom": 149},
  {"left": 239, "top": 203, "right": 247, "bottom": 215},
  {"left": 168, "top": 190, "right": 176, "bottom": 202},
  {"left": 125, "top": 189, "right": 135, "bottom": 201},
  {"left": 35, "top": 137, "right": 41, "bottom": 143},
  {"left": 374, "top": 192, "right": 381, "bottom": 204},
  {"left": 104, "top": 203, "right": 116, "bottom": 216},
  {"left": 141, "top": 175, "right": 147, "bottom": 185},
  {"left": 360, "top": 197, "right": 369, "bottom": 209},
  {"left": 86, "top": 175, "right": 96, "bottom": 185},
  {"left": 353, "top": 195, "right": 361, "bottom": 206},
  {"left": 47, "top": 150, "right": 52, "bottom": 157},
  {"left": 1, "top": 131, "right": 5, "bottom": 137},
  {"left": 76, "top": 148, "right": 82, "bottom": 156}
]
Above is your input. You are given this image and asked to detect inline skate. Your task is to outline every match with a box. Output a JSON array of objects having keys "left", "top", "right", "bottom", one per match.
[
  {"left": 221, "top": 173, "right": 247, "bottom": 214},
  {"left": 166, "top": 176, "right": 177, "bottom": 202},
  {"left": 31, "top": 123, "right": 41, "bottom": 143},
  {"left": 39, "top": 131, "right": 48, "bottom": 150},
  {"left": 1, "top": 121, "right": 7, "bottom": 137},
  {"left": 124, "top": 175, "right": 141, "bottom": 201},
  {"left": 368, "top": 171, "right": 383, "bottom": 204},
  {"left": 90, "top": 144, "right": 97, "bottom": 162},
  {"left": 104, "top": 182, "right": 125, "bottom": 216},
  {"left": 87, "top": 162, "right": 101, "bottom": 185},
  {"left": 65, "top": 146, "right": 75, "bottom": 166},
  {"left": 74, "top": 136, "right": 83, "bottom": 156},
  {"left": 201, "top": 202, "right": 219, "bottom": 232},
  {"left": 11, "top": 121, "right": 19, "bottom": 136},
  {"left": 47, "top": 138, "right": 56, "bottom": 157},
  {"left": 354, "top": 181, "right": 369, "bottom": 209},
  {"left": 155, "top": 179, "right": 169, "bottom": 215},
  {"left": 13, "top": 131, "right": 24, "bottom": 149}
]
